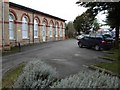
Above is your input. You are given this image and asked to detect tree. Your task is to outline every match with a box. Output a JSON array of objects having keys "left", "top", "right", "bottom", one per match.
[
  {"left": 76, "top": 2, "right": 120, "bottom": 49},
  {"left": 92, "top": 18, "right": 100, "bottom": 31},
  {"left": 73, "top": 9, "right": 96, "bottom": 34},
  {"left": 65, "top": 21, "right": 76, "bottom": 38}
]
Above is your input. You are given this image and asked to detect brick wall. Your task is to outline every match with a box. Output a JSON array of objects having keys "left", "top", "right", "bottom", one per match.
[
  {"left": 0, "top": 0, "right": 2, "bottom": 50},
  {"left": 2, "top": 2, "right": 65, "bottom": 49}
]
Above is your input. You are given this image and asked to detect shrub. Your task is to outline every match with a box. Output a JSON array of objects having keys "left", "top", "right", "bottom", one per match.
[
  {"left": 13, "top": 59, "right": 120, "bottom": 88},
  {"left": 13, "top": 59, "right": 58, "bottom": 88},
  {"left": 51, "top": 70, "right": 120, "bottom": 88}
]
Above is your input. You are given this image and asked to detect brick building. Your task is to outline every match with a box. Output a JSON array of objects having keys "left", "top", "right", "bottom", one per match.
[
  {"left": 0, "top": 1, "right": 2, "bottom": 50},
  {"left": 0, "top": 1, "right": 66, "bottom": 50}
]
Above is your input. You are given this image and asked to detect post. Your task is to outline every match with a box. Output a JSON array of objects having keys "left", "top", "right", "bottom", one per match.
[
  {"left": 2, "top": 0, "right": 4, "bottom": 50},
  {"left": 33, "top": 12, "right": 34, "bottom": 44},
  {"left": 18, "top": 42, "right": 21, "bottom": 52}
]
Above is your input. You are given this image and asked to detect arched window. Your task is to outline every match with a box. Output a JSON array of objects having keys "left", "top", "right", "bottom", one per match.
[
  {"left": 34, "top": 19, "right": 38, "bottom": 38},
  {"left": 22, "top": 16, "right": 28, "bottom": 39},
  {"left": 42, "top": 22, "right": 46, "bottom": 37},
  {"left": 42, "top": 21, "right": 46, "bottom": 42},
  {"left": 60, "top": 25, "right": 63, "bottom": 37},
  {"left": 9, "top": 14, "right": 14, "bottom": 39},
  {"left": 49, "top": 24, "right": 53, "bottom": 37},
  {"left": 55, "top": 24, "right": 58, "bottom": 37}
]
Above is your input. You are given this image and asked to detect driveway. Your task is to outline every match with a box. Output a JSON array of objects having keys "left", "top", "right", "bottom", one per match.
[{"left": 2, "top": 39, "right": 111, "bottom": 78}]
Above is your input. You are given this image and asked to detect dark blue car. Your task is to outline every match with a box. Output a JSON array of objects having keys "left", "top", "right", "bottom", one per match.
[{"left": 77, "top": 34, "right": 114, "bottom": 51}]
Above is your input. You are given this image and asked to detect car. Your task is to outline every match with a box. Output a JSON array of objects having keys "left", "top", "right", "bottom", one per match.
[
  {"left": 111, "top": 29, "right": 120, "bottom": 42},
  {"left": 112, "top": 35, "right": 120, "bottom": 43},
  {"left": 76, "top": 34, "right": 89, "bottom": 40},
  {"left": 76, "top": 34, "right": 84, "bottom": 40},
  {"left": 77, "top": 34, "right": 114, "bottom": 51}
]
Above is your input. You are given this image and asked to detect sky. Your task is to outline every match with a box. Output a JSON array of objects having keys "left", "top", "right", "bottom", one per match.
[
  {"left": 9, "top": 0, "right": 107, "bottom": 24},
  {"left": 96, "top": 11, "right": 107, "bottom": 24},
  {"left": 9, "top": 0, "right": 87, "bottom": 22}
]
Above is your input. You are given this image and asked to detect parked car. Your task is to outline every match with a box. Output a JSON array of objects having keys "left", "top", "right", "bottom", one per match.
[
  {"left": 76, "top": 34, "right": 89, "bottom": 40},
  {"left": 77, "top": 34, "right": 114, "bottom": 51},
  {"left": 76, "top": 34, "right": 84, "bottom": 40},
  {"left": 112, "top": 35, "right": 120, "bottom": 43},
  {"left": 110, "top": 28, "right": 120, "bottom": 43}
]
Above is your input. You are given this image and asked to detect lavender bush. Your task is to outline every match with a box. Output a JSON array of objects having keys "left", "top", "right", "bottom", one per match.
[
  {"left": 51, "top": 70, "right": 120, "bottom": 88},
  {"left": 13, "top": 59, "right": 119, "bottom": 88},
  {"left": 13, "top": 59, "right": 58, "bottom": 88}
]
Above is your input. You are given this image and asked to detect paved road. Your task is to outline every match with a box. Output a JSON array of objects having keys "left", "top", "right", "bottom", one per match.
[{"left": 2, "top": 39, "right": 111, "bottom": 78}]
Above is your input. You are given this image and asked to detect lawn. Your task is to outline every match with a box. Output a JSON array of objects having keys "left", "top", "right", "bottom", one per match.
[
  {"left": 2, "top": 46, "right": 21, "bottom": 56},
  {"left": 107, "top": 47, "right": 120, "bottom": 61},
  {"left": 94, "top": 45, "right": 120, "bottom": 75},
  {"left": 94, "top": 61, "right": 120, "bottom": 75},
  {"left": 2, "top": 63, "right": 25, "bottom": 89}
]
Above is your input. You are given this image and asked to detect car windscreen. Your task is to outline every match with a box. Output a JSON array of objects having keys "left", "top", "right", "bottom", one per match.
[{"left": 102, "top": 34, "right": 112, "bottom": 38}]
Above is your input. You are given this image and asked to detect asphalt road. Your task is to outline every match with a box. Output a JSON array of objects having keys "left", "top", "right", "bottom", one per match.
[{"left": 2, "top": 39, "right": 111, "bottom": 78}]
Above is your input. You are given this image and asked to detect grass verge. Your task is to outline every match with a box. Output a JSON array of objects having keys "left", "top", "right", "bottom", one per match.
[
  {"left": 2, "top": 63, "right": 25, "bottom": 89},
  {"left": 94, "top": 61, "right": 120, "bottom": 75},
  {"left": 95, "top": 45, "right": 120, "bottom": 75},
  {"left": 2, "top": 46, "right": 21, "bottom": 56}
]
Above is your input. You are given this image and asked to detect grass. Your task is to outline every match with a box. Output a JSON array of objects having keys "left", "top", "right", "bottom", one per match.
[
  {"left": 107, "top": 48, "right": 120, "bottom": 61},
  {"left": 2, "top": 46, "right": 21, "bottom": 56},
  {"left": 95, "top": 45, "right": 120, "bottom": 75},
  {"left": 94, "top": 61, "right": 120, "bottom": 75},
  {"left": 2, "top": 63, "right": 25, "bottom": 89},
  {"left": 101, "top": 45, "right": 120, "bottom": 61}
]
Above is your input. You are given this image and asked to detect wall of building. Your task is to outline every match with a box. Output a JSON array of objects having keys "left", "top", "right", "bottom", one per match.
[
  {"left": 2, "top": 2, "right": 65, "bottom": 50},
  {"left": 0, "top": 0, "right": 2, "bottom": 50},
  {"left": 4, "top": 2, "right": 10, "bottom": 50},
  {"left": 0, "top": 1, "right": 10, "bottom": 50}
]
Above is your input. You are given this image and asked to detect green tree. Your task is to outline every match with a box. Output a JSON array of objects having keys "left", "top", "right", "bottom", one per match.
[
  {"left": 76, "top": 2, "right": 120, "bottom": 49},
  {"left": 65, "top": 21, "right": 75, "bottom": 38},
  {"left": 73, "top": 9, "right": 96, "bottom": 34}
]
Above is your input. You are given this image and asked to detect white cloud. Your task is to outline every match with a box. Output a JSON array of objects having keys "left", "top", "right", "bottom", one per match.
[{"left": 9, "top": 0, "right": 87, "bottom": 22}]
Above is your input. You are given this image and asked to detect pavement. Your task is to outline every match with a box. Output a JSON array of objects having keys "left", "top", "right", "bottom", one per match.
[{"left": 2, "top": 39, "right": 112, "bottom": 78}]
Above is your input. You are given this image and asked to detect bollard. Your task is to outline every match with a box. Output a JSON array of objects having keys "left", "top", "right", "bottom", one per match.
[{"left": 18, "top": 42, "right": 21, "bottom": 52}]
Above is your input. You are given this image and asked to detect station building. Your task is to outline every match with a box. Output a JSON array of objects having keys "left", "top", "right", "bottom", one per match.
[{"left": 0, "top": 1, "right": 66, "bottom": 50}]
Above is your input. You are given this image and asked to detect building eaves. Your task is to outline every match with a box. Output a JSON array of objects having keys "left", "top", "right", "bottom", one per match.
[{"left": 9, "top": 2, "right": 66, "bottom": 22}]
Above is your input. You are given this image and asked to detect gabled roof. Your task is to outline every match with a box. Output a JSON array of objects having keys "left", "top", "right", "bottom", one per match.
[{"left": 9, "top": 2, "right": 66, "bottom": 22}]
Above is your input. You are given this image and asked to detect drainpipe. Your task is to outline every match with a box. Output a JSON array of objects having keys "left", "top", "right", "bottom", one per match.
[
  {"left": 2, "top": 0, "right": 4, "bottom": 50},
  {"left": 33, "top": 12, "right": 34, "bottom": 44}
]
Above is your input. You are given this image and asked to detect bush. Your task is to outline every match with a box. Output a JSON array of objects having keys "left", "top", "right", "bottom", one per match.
[
  {"left": 51, "top": 70, "right": 120, "bottom": 88},
  {"left": 13, "top": 59, "right": 58, "bottom": 88},
  {"left": 13, "top": 59, "right": 120, "bottom": 88}
]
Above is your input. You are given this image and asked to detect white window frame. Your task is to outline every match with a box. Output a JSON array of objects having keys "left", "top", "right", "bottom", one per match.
[
  {"left": 9, "top": 14, "right": 14, "bottom": 40},
  {"left": 42, "top": 22, "right": 46, "bottom": 42},
  {"left": 34, "top": 19, "right": 38, "bottom": 38},
  {"left": 22, "top": 16, "right": 28, "bottom": 39},
  {"left": 42, "top": 22, "right": 46, "bottom": 37},
  {"left": 55, "top": 25, "right": 58, "bottom": 37},
  {"left": 49, "top": 24, "right": 53, "bottom": 37}
]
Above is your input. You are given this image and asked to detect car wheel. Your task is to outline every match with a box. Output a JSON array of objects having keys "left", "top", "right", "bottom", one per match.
[
  {"left": 78, "top": 42, "right": 83, "bottom": 48},
  {"left": 95, "top": 45, "right": 101, "bottom": 51}
]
